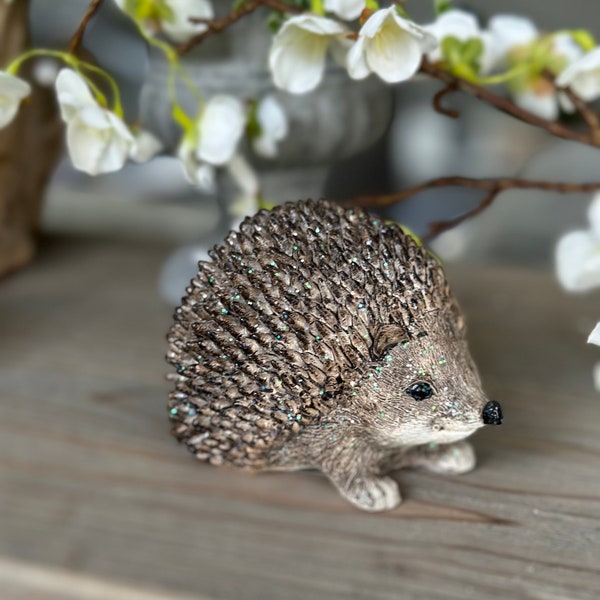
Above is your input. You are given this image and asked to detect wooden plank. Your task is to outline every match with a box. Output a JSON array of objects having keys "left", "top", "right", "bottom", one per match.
[
  {"left": 1, "top": 236, "right": 599, "bottom": 599},
  {"left": 0, "top": 557, "right": 208, "bottom": 600}
]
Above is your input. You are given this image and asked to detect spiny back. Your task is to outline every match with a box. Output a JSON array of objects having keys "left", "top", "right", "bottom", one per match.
[{"left": 167, "top": 199, "right": 459, "bottom": 467}]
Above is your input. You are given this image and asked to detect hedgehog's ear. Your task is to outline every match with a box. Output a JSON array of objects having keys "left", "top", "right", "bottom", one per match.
[{"left": 371, "top": 324, "right": 409, "bottom": 359}]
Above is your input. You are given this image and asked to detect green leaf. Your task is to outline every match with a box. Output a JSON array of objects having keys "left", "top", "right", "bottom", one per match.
[
  {"left": 440, "top": 36, "right": 462, "bottom": 64},
  {"left": 570, "top": 29, "right": 596, "bottom": 51},
  {"left": 434, "top": 0, "right": 453, "bottom": 15},
  {"left": 462, "top": 38, "right": 483, "bottom": 64},
  {"left": 440, "top": 36, "right": 483, "bottom": 80}
]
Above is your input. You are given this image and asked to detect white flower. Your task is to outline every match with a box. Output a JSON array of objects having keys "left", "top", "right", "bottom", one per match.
[
  {"left": 0, "top": 71, "right": 31, "bottom": 128},
  {"left": 588, "top": 322, "right": 600, "bottom": 346},
  {"left": 55, "top": 68, "right": 134, "bottom": 175},
  {"left": 177, "top": 95, "right": 246, "bottom": 189},
  {"left": 589, "top": 324, "right": 600, "bottom": 392},
  {"left": 252, "top": 95, "right": 288, "bottom": 159},
  {"left": 483, "top": 20, "right": 583, "bottom": 119},
  {"left": 347, "top": 7, "right": 436, "bottom": 83},
  {"left": 196, "top": 95, "right": 246, "bottom": 165},
  {"left": 130, "top": 129, "right": 163, "bottom": 163},
  {"left": 269, "top": 15, "right": 349, "bottom": 94},
  {"left": 484, "top": 14, "right": 538, "bottom": 72},
  {"left": 424, "top": 9, "right": 482, "bottom": 64},
  {"left": 324, "top": 0, "right": 365, "bottom": 21},
  {"left": 555, "top": 193, "right": 600, "bottom": 292},
  {"left": 160, "top": 0, "right": 213, "bottom": 43},
  {"left": 114, "top": 0, "right": 213, "bottom": 43},
  {"left": 594, "top": 363, "right": 600, "bottom": 392},
  {"left": 513, "top": 87, "right": 560, "bottom": 121},
  {"left": 556, "top": 47, "right": 600, "bottom": 104},
  {"left": 178, "top": 139, "right": 216, "bottom": 192}
]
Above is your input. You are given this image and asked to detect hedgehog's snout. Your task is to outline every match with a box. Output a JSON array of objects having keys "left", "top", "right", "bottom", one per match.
[{"left": 482, "top": 400, "right": 503, "bottom": 425}]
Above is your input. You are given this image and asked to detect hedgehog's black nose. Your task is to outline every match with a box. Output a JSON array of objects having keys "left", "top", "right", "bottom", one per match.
[{"left": 482, "top": 400, "right": 503, "bottom": 425}]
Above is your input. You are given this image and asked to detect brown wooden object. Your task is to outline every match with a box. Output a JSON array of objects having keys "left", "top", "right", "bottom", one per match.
[{"left": 0, "top": 0, "right": 64, "bottom": 278}]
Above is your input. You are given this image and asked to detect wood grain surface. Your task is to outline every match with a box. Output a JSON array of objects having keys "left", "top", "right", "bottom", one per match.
[{"left": 1, "top": 235, "right": 599, "bottom": 600}]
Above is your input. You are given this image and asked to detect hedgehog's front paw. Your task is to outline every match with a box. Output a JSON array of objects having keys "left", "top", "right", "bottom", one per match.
[
  {"left": 417, "top": 440, "right": 476, "bottom": 475},
  {"left": 337, "top": 475, "right": 402, "bottom": 512}
]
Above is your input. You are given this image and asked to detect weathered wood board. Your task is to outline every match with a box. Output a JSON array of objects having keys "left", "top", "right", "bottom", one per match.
[{"left": 1, "top": 236, "right": 599, "bottom": 599}]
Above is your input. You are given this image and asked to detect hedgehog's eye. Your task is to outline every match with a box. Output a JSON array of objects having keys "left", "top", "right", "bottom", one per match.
[{"left": 406, "top": 382, "right": 433, "bottom": 401}]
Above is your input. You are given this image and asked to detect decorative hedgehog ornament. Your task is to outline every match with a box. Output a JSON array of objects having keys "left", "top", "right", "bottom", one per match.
[{"left": 166, "top": 199, "right": 502, "bottom": 512}]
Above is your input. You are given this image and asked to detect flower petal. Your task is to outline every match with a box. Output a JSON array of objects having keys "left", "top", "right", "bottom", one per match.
[
  {"left": 555, "top": 230, "right": 600, "bottom": 292},
  {"left": 488, "top": 14, "right": 538, "bottom": 51},
  {"left": 0, "top": 71, "right": 31, "bottom": 128},
  {"left": 66, "top": 118, "right": 107, "bottom": 175},
  {"left": 588, "top": 192, "right": 600, "bottom": 238},
  {"left": 161, "top": 0, "right": 213, "bottom": 43},
  {"left": 227, "top": 154, "right": 259, "bottom": 217},
  {"left": 177, "top": 137, "right": 216, "bottom": 191},
  {"left": 424, "top": 9, "right": 481, "bottom": 63},
  {"left": 196, "top": 95, "right": 246, "bottom": 166},
  {"left": 594, "top": 362, "right": 600, "bottom": 392},
  {"left": 279, "top": 14, "right": 348, "bottom": 37},
  {"left": 346, "top": 37, "right": 370, "bottom": 79},
  {"left": 552, "top": 32, "right": 584, "bottom": 65},
  {"left": 270, "top": 29, "right": 330, "bottom": 93},
  {"left": 130, "top": 129, "right": 163, "bottom": 163},
  {"left": 588, "top": 322, "right": 600, "bottom": 345},
  {"left": 269, "top": 15, "right": 348, "bottom": 94},
  {"left": 349, "top": 8, "right": 435, "bottom": 83},
  {"left": 324, "top": 0, "right": 365, "bottom": 21},
  {"left": 63, "top": 101, "right": 133, "bottom": 175},
  {"left": 485, "top": 15, "right": 538, "bottom": 71},
  {"left": 556, "top": 47, "right": 600, "bottom": 102},
  {"left": 55, "top": 68, "right": 96, "bottom": 121},
  {"left": 513, "top": 89, "right": 559, "bottom": 120},
  {"left": 364, "top": 12, "right": 427, "bottom": 82},
  {"left": 253, "top": 95, "right": 288, "bottom": 158}
]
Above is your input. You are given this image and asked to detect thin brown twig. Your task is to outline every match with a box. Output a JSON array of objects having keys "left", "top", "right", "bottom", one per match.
[
  {"left": 423, "top": 188, "right": 500, "bottom": 241},
  {"left": 68, "top": 0, "right": 104, "bottom": 54},
  {"left": 561, "top": 87, "right": 600, "bottom": 141},
  {"left": 177, "top": 0, "right": 302, "bottom": 56},
  {"left": 346, "top": 176, "right": 600, "bottom": 240},
  {"left": 432, "top": 82, "right": 459, "bottom": 119},
  {"left": 538, "top": 69, "right": 600, "bottom": 142},
  {"left": 348, "top": 176, "right": 600, "bottom": 209},
  {"left": 420, "top": 58, "right": 600, "bottom": 149}
]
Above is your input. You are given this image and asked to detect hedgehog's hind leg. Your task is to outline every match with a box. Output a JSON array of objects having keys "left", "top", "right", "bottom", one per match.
[{"left": 319, "top": 442, "right": 402, "bottom": 512}]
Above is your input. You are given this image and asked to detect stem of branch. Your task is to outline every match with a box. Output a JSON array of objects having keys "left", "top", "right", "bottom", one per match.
[
  {"left": 68, "top": 0, "right": 103, "bottom": 54},
  {"left": 177, "top": 0, "right": 302, "bottom": 56},
  {"left": 420, "top": 58, "right": 600, "bottom": 149},
  {"left": 432, "top": 82, "right": 459, "bottom": 119},
  {"left": 348, "top": 176, "right": 600, "bottom": 209},
  {"left": 347, "top": 176, "right": 600, "bottom": 240},
  {"left": 562, "top": 87, "right": 600, "bottom": 142},
  {"left": 423, "top": 188, "right": 499, "bottom": 241}
]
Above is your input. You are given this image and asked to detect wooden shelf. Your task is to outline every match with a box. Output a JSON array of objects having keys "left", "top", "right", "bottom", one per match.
[{"left": 1, "top": 235, "right": 599, "bottom": 599}]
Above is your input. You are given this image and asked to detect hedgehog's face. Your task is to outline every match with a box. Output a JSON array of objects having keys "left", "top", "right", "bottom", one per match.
[{"left": 364, "top": 329, "right": 500, "bottom": 447}]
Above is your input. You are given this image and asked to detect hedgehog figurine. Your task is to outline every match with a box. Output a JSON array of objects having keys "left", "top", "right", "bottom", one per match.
[{"left": 166, "top": 199, "right": 502, "bottom": 512}]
